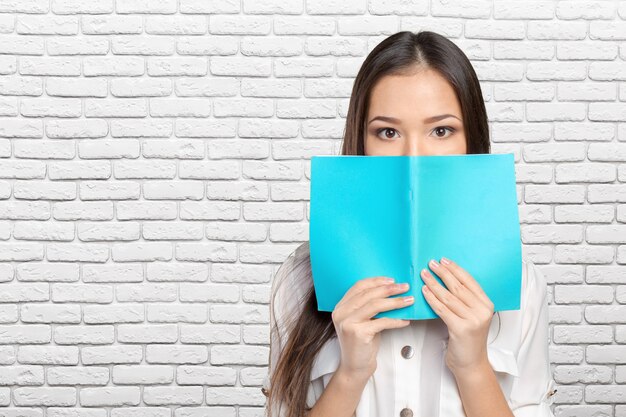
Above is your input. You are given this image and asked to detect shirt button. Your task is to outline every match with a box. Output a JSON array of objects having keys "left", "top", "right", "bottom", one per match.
[
  {"left": 401, "top": 345, "right": 414, "bottom": 359},
  {"left": 400, "top": 407, "right": 413, "bottom": 417}
]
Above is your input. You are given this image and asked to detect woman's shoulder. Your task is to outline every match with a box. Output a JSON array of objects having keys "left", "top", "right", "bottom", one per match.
[
  {"left": 310, "top": 336, "right": 341, "bottom": 381},
  {"left": 521, "top": 258, "right": 549, "bottom": 305},
  {"left": 270, "top": 242, "right": 312, "bottom": 318}
]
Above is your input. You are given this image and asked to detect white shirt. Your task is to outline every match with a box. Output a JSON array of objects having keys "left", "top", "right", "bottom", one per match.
[{"left": 264, "top": 244, "right": 557, "bottom": 417}]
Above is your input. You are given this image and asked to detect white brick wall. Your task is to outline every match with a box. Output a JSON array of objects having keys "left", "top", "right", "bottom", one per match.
[{"left": 0, "top": 0, "right": 624, "bottom": 416}]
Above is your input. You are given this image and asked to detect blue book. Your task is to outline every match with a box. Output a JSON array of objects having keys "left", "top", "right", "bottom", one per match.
[{"left": 309, "top": 153, "right": 522, "bottom": 321}]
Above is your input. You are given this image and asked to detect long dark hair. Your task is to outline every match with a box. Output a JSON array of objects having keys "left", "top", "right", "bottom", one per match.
[{"left": 265, "top": 30, "right": 493, "bottom": 417}]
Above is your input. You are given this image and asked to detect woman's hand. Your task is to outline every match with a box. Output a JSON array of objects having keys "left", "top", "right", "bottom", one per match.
[
  {"left": 332, "top": 276, "right": 414, "bottom": 382},
  {"left": 420, "top": 257, "right": 494, "bottom": 375}
]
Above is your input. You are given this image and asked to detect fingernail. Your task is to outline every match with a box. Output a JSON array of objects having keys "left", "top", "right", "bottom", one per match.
[
  {"left": 430, "top": 259, "right": 439, "bottom": 268},
  {"left": 441, "top": 257, "right": 450, "bottom": 265}
]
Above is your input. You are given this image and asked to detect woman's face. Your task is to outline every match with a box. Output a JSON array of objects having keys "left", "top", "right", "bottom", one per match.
[{"left": 364, "top": 68, "right": 467, "bottom": 156}]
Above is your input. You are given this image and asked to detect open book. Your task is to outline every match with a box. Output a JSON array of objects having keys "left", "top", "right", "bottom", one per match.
[{"left": 309, "top": 153, "right": 522, "bottom": 321}]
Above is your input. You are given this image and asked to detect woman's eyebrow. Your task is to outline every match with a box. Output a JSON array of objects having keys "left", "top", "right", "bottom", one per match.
[
  {"left": 368, "top": 114, "right": 461, "bottom": 125},
  {"left": 423, "top": 113, "right": 461, "bottom": 123},
  {"left": 368, "top": 115, "right": 401, "bottom": 125}
]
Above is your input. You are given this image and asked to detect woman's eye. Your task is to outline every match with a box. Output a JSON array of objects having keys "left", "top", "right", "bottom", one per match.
[
  {"left": 376, "top": 127, "right": 399, "bottom": 140},
  {"left": 432, "top": 126, "right": 455, "bottom": 139},
  {"left": 375, "top": 126, "right": 456, "bottom": 141}
]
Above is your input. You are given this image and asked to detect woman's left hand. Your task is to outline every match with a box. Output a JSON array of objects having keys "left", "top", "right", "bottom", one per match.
[{"left": 420, "top": 257, "right": 494, "bottom": 375}]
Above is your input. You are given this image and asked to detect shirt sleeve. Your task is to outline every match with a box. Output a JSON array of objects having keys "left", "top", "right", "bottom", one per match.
[
  {"left": 263, "top": 242, "right": 323, "bottom": 416},
  {"left": 262, "top": 368, "right": 323, "bottom": 416},
  {"left": 508, "top": 260, "right": 557, "bottom": 417}
]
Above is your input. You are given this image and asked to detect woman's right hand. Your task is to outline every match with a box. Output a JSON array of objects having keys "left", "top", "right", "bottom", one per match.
[{"left": 331, "top": 276, "right": 414, "bottom": 381}]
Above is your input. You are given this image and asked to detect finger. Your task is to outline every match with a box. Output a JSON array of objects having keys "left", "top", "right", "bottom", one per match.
[
  {"left": 353, "top": 290, "right": 414, "bottom": 321},
  {"left": 335, "top": 277, "right": 396, "bottom": 321},
  {"left": 422, "top": 284, "right": 454, "bottom": 324},
  {"left": 346, "top": 282, "right": 409, "bottom": 314},
  {"left": 439, "top": 258, "right": 492, "bottom": 307},
  {"left": 339, "top": 276, "right": 397, "bottom": 308},
  {"left": 428, "top": 259, "right": 477, "bottom": 309},
  {"left": 421, "top": 268, "right": 470, "bottom": 319},
  {"left": 363, "top": 317, "right": 410, "bottom": 334}
]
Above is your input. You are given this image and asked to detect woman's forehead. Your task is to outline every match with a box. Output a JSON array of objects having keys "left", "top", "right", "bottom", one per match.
[{"left": 367, "top": 71, "right": 463, "bottom": 123}]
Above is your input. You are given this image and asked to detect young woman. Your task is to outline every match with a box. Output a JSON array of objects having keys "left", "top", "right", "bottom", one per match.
[{"left": 262, "top": 30, "right": 557, "bottom": 417}]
